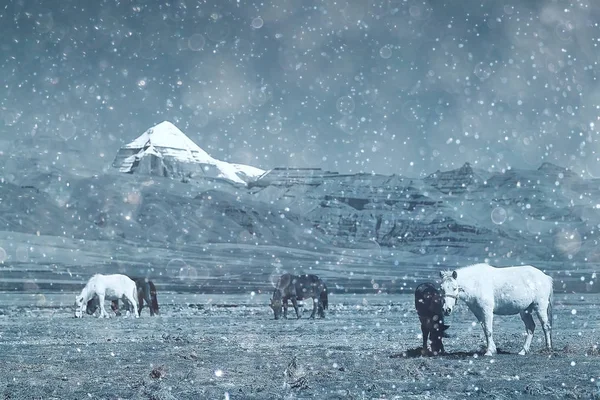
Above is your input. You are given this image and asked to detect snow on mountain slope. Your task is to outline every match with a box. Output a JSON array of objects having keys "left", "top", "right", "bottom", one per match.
[
  {"left": 230, "top": 163, "right": 268, "bottom": 182},
  {"left": 113, "top": 121, "right": 265, "bottom": 185}
]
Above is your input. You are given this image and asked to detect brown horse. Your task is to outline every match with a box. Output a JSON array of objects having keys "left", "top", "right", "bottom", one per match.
[
  {"left": 87, "top": 277, "right": 159, "bottom": 317},
  {"left": 270, "top": 273, "right": 328, "bottom": 320},
  {"left": 415, "top": 282, "right": 450, "bottom": 354}
]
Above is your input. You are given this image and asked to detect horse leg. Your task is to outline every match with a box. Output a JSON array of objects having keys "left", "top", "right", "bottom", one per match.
[
  {"left": 283, "top": 300, "right": 288, "bottom": 319},
  {"left": 420, "top": 318, "right": 429, "bottom": 351},
  {"left": 318, "top": 296, "right": 325, "bottom": 318},
  {"left": 128, "top": 290, "right": 140, "bottom": 318},
  {"left": 79, "top": 298, "right": 88, "bottom": 318},
  {"left": 98, "top": 293, "right": 109, "bottom": 318},
  {"left": 534, "top": 305, "right": 552, "bottom": 350},
  {"left": 137, "top": 289, "right": 145, "bottom": 317},
  {"left": 309, "top": 298, "right": 318, "bottom": 319},
  {"left": 151, "top": 293, "right": 159, "bottom": 316},
  {"left": 111, "top": 300, "right": 121, "bottom": 316},
  {"left": 518, "top": 309, "right": 536, "bottom": 355},
  {"left": 122, "top": 298, "right": 132, "bottom": 318},
  {"left": 144, "top": 289, "right": 153, "bottom": 317},
  {"left": 291, "top": 298, "right": 301, "bottom": 319},
  {"left": 481, "top": 311, "right": 497, "bottom": 356}
]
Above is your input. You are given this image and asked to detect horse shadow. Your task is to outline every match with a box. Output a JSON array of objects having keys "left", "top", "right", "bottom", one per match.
[{"left": 391, "top": 347, "right": 512, "bottom": 359}]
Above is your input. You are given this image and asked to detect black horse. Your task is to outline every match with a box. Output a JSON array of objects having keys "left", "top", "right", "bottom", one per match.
[
  {"left": 86, "top": 277, "right": 159, "bottom": 317},
  {"left": 415, "top": 282, "right": 450, "bottom": 354},
  {"left": 270, "top": 273, "right": 328, "bottom": 320}
]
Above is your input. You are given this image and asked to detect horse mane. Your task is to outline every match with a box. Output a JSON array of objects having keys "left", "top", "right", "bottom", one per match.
[{"left": 440, "top": 269, "right": 454, "bottom": 278}]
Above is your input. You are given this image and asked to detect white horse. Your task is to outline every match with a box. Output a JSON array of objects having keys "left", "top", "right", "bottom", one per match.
[
  {"left": 75, "top": 274, "right": 139, "bottom": 318},
  {"left": 439, "top": 263, "right": 553, "bottom": 356}
]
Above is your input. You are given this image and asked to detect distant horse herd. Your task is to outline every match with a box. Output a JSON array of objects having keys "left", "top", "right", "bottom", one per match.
[
  {"left": 75, "top": 274, "right": 159, "bottom": 318},
  {"left": 74, "top": 262, "right": 554, "bottom": 357}
]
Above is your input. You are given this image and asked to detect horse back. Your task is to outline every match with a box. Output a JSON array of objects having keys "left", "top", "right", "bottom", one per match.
[
  {"left": 485, "top": 265, "right": 553, "bottom": 314},
  {"left": 292, "top": 274, "right": 325, "bottom": 300},
  {"left": 274, "top": 273, "right": 324, "bottom": 300},
  {"left": 99, "top": 274, "right": 136, "bottom": 296},
  {"left": 491, "top": 265, "right": 552, "bottom": 291}
]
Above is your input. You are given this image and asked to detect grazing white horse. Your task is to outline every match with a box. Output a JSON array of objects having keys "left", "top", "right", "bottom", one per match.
[
  {"left": 75, "top": 274, "right": 139, "bottom": 318},
  {"left": 439, "top": 263, "right": 553, "bottom": 356}
]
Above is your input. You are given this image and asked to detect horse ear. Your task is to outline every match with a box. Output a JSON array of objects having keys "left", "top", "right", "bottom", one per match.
[
  {"left": 439, "top": 271, "right": 445, "bottom": 278},
  {"left": 452, "top": 270, "right": 457, "bottom": 279}
]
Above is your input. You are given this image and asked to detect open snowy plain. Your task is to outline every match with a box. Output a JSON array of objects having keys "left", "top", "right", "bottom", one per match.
[{"left": 1, "top": 291, "right": 599, "bottom": 399}]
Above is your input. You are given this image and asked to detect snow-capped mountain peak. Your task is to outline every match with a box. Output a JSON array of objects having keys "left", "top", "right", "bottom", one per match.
[
  {"left": 123, "top": 120, "right": 214, "bottom": 164},
  {"left": 113, "top": 121, "right": 265, "bottom": 185}
]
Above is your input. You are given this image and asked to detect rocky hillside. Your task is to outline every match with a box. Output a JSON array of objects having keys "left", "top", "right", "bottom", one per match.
[
  {"left": 2, "top": 161, "right": 599, "bottom": 295},
  {"left": 250, "top": 162, "right": 600, "bottom": 264}
]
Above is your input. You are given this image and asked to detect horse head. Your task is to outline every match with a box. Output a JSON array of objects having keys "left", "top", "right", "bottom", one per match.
[
  {"left": 270, "top": 297, "right": 283, "bottom": 320},
  {"left": 270, "top": 288, "right": 285, "bottom": 319},
  {"left": 74, "top": 295, "right": 85, "bottom": 318},
  {"left": 430, "top": 322, "right": 450, "bottom": 354},
  {"left": 441, "top": 323, "right": 451, "bottom": 337},
  {"left": 86, "top": 297, "right": 99, "bottom": 316},
  {"left": 439, "top": 270, "right": 460, "bottom": 316}
]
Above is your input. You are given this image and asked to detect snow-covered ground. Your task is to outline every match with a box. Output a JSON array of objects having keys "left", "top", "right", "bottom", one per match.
[{"left": 0, "top": 292, "right": 598, "bottom": 399}]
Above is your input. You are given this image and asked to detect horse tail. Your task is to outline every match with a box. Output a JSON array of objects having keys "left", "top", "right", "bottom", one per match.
[
  {"left": 548, "top": 280, "right": 554, "bottom": 344},
  {"left": 149, "top": 281, "right": 159, "bottom": 313},
  {"left": 320, "top": 284, "right": 328, "bottom": 310},
  {"left": 137, "top": 283, "right": 145, "bottom": 312}
]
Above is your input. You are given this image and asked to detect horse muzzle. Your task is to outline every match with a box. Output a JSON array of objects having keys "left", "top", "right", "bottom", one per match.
[{"left": 443, "top": 307, "right": 452, "bottom": 316}]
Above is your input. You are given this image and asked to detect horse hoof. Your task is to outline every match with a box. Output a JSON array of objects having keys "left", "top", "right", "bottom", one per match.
[
  {"left": 484, "top": 351, "right": 494, "bottom": 357},
  {"left": 518, "top": 350, "right": 526, "bottom": 356}
]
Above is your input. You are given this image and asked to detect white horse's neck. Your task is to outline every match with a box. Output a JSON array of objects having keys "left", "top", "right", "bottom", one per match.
[
  {"left": 79, "top": 285, "right": 91, "bottom": 302},
  {"left": 455, "top": 265, "right": 488, "bottom": 303}
]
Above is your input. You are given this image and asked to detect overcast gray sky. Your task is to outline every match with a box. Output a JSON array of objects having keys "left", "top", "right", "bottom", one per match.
[{"left": 1, "top": 0, "right": 599, "bottom": 178}]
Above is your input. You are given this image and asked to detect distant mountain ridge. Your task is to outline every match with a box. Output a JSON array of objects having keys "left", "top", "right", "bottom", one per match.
[
  {"left": 1, "top": 133, "right": 599, "bottom": 294},
  {"left": 250, "top": 161, "right": 600, "bottom": 265},
  {"left": 4, "top": 154, "right": 599, "bottom": 266}
]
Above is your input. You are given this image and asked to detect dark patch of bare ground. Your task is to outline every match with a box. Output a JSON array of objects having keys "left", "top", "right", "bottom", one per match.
[{"left": 0, "top": 293, "right": 599, "bottom": 400}]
